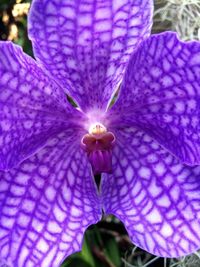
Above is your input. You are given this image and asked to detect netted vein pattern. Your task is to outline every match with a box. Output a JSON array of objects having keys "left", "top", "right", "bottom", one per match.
[
  {"left": 102, "top": 128, "right": 200, "bottom": 257},
  {"left": 0, "top": 42, "right": 83, "bottom": 171},
  {"left": 111, "top": 32, "right": 200, "bottom": 165},
  {"left": 28, "top": 0, "right": 153, "bottom": 111},
  {"left": 0, "top": 132, "right": 101, "bottom": 266}
]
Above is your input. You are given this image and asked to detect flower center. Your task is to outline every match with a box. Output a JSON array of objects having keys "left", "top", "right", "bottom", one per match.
[{"left": 81, "top": 123, "right": 115, "bottom": 175}]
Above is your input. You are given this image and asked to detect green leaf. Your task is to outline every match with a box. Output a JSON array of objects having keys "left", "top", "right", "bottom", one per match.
[
  {"left": 81, "top": 232, "right": 96, "bottom": 267},
  {"left": 61, "top": 257, "right": 92, "bottom": 267},
  {"left": 104, "top": 237, "right": 121, "bottom": 267}
]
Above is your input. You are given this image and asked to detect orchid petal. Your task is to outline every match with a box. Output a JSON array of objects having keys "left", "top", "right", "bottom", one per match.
[
  {"left": 0, "top": 131, "right": 101, "bottom": 266},
  {"left": 0, "top": 41, "right": 83, "bottom": 171},
  {"left": 101, "top": 128, "right": 200, "bottom": 257},
  {"left": 28, "top": 0, "right": 153, "bottom": 112},
  {"left": 110, "top": 32, "right": 200, "bottom": 165}
]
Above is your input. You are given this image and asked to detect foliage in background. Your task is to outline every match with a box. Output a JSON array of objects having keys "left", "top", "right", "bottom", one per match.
[
  {"left": 0, "top": 0, "right": 32, "bottom": 55},
  {"left": 1, "top": 1, "right": 200, "bottom": 267}
]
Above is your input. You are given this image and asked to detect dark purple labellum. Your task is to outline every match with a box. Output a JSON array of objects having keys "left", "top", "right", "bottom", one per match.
[{"left": 81, "top": 132, "right": 115, "bottom": 175}]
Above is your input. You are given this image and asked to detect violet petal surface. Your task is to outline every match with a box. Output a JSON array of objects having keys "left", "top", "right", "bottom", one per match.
[
  {"left": 28, "top": 0, "right": 153, "bottom": 112},
  {"left": 101, "top": 128, "right": 200, "bottom": 257},
  {"left": 0, "top": 41, "right": 84, "bottom": 171},
  {"left": 110, "top": 32, "right": 200, "bottom": 165},
  {"left": 0, "top": 131, "right": 101, "bottom": 266}
]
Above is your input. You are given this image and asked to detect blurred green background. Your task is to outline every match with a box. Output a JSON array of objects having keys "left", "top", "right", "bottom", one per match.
[{"left": 0, "top": 1, "right": 200, "bottom": 267}]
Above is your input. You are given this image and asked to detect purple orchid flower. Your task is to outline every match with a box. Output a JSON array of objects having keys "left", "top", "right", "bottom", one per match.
[{"left": 1, "top": 0, "right": 200, "bottom": 266}]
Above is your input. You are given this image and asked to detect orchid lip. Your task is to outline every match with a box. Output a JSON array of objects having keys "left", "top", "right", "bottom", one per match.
[{"left": 81, "top": 123, "right": 115, "bottom": 175}]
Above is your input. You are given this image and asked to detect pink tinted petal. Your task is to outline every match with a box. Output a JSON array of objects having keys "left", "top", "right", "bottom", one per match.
[
  {"left": 28, "top": 0, "right": 153, "bottom": 112},
  {"left": 110, "top": 32, "right": 200, "bottom": 165},
  {"left": 101, "top": 128, "right": 200, "bottom": 257},
  {"left": 0, "top": 41, "right": 83, "bottom": 170},
  {"left": 0, "top": 131, "right": 101, "bottom": 267}
]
